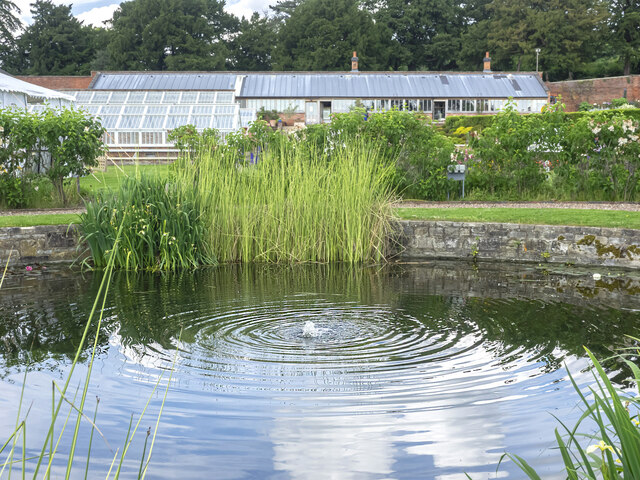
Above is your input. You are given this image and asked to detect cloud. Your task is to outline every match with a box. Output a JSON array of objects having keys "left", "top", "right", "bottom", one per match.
[
  {"left": 225, "top": 0, "right": 271, "bottom": 20},
  {"left": 76, "top": 3, "right": 119, "bottom": 27}
]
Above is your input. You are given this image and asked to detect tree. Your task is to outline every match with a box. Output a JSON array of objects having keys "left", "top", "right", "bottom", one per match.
[
  {"left": 0, "top": 0, "right": 21, "bottom": 68},
  {"left": 107, "top": 0, "right": 238, "bottom": 71},
  {"left": 5, "top": 0, "right": 98, "bottom": 75},
  {"left": 367, "top": 0, "right": 465, "bottom": 70},
  {"left": 273, "top": 0, "right": 394, "bottom": 71},
  {"left": 229, "top": 12, "right": 277, "bottom": 70},
  {"left": 609, "top": 0, "right": 640, "bottom": 75}
]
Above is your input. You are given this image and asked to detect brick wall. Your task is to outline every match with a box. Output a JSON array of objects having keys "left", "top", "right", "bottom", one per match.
[
  {"left": 546, "top": 75, "right": 640, "bottom": 111},
  {"left": 16, "top": 74, "right": 95, "bottom": 91}
]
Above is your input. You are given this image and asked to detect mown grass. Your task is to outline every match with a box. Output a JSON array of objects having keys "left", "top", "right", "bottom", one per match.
[
  {"left": 0, "top": 214, "right": 80, "bottom": 227},
  {"left": 396, "top": 207, "right": 640, "bottom": 230},
  {"left": 80, "top": 164, "right": 170, "bottom": 196}
]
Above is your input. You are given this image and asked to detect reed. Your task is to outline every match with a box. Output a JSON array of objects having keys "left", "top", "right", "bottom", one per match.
[
  {"left": 174, "top": 137, "right": 397, "bottom": 264},
  {"left": 81, "top": 174, "right": 216, "bottom": 271},
  {"left": 501, "top": 346, "right": 640, "bottom": 480},
  {"left": 1, "top": 217, "right": 177, "bottom": 479}
]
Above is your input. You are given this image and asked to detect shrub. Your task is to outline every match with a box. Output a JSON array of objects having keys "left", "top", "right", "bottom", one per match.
[{"left": 167, "top": 124, "right": 220, "bottom": 157}]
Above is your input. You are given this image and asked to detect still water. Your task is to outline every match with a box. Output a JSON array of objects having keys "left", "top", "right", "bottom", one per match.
[{"left": 1, "top": 261, "right": 640, "bottom": 479}]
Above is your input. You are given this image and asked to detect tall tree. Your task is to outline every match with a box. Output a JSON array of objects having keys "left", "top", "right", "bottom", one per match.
[
  {"left": 0, "top": 0, "right": 21, "bottom": 68},
  {"left": 5, "top": 0, "right": 97, "bottom": 75},
  {"left": 107, "top": 0, "right": 238, "bottom": 71},
  {"left": 367, "top": 0, "right": 465, "bottom": 70},
  {"left": 229, "top": 13, "right": 276, "bottom": 70},
  {"left": 609, "top": 0, "right": 640, "bottom": 75},
  {"left": 273, "top": 0, "right": 394, "bottom": 71}
]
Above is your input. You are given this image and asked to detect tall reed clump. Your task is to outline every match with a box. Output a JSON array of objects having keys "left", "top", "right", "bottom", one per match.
[
  {"left": 81, "top": 174, "right": 216, "bottom": 271},
  {"left": 501, "top": 346, "right": 640, "bottom": 480},
  {"left": 174, "top": 137, "right": 397, "bottom": 263}
]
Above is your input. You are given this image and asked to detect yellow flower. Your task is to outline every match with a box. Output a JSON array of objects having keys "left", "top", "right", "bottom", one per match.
[{"left": 586, "top": 440, "right": 615, "bottom": 454}]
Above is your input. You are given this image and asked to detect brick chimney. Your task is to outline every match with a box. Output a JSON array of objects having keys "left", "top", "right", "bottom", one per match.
[
  {"left": 483, "top": 52, "right": 491, "bottom": 72},
  {"left": 351, "top": 51, "right": 359, "bottom": 72}
]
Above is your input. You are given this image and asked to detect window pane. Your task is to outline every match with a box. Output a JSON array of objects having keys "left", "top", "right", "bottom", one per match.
[
  {"left": 191, "top": 115, "right": 211, "bottom": 129},
  {"left": 123, "top": 105, "right": 144, "bottom": 114},
  {"left": 142, "top": 116, "right": 165, "bottom": 128},
  {"left": 128, "top": 92, "right": 145, "bottom": 103},
  {"left": 145, "top": 92, "right": 163, "bottom": 103},
  {"left": 163, "top": 92, "right": 180, "bottom": 104},
  {"left": 83, "top": 105, "right": 100, "bottom": 115},
  {"left": 110, "top": 92, "right": 128, "bottom": 103},
  {"left": 166, "top": 115, "right": 189, "bottom": 128},
  {"left": 192, "top": 105, "right": 214, "bottom": 115},
  {"left": 180, "top": 92, "right": 198, "bottom": 103},
  {"left": 213, "top": 115, "right": 233, "bottom": 129},
  {"left": 119, "top": 116, "right": 142, "bottom": 128},
  {"left": 215, "top": 105, "right": 235, "bottom": 114},
  {"left": 146, "top": 106, "right": 167, "bottom": 115},
  {"left": 199, "top": 92, "right": 216, "bottom": 103},
  {"left": 91, "top": 92, "right": 110, "bottom": 103},
  {"left": 99, "top": 115, "right": 119, "bottom": 128},
  {"left": 74, "top": 91, "right": 93, "bottom": 103},
  {"left": 170, "top": 105, "right": 190, "bottom": 114},
  {"left": 216, "top": 92, "right": 233, "bottom": 103}
]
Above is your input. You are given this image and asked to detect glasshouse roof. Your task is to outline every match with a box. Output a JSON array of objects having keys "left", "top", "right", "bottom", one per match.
[
  {"left": 91, "top": 72, "right": 238, "bottom": 91},
  {"left": 237, "top": 72, "right": 548, "bottom": 99}
]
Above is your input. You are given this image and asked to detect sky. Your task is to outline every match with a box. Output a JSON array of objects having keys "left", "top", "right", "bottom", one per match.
[{"left": 14, "top": 0, "right": 272, "bottom": 28}]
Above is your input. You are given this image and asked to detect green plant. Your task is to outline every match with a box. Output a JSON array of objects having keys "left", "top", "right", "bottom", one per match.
[
  {"left": 503, "top": 346, "right": 640, "bottom": 480},
  {"left": 167, "top": 124, "right": 219, "bottom": 157},
  {"left": 172, "top": 137, "right": 397, "bottom": 264},
  {"left": 81, "top": 173, "right": 216, "bottom": 270},
  {"left": 579, "top": 101, "right": 596, "bottom": 112},
  {"left": 541, "top": 251, "right": 551, "bottom": 260}
]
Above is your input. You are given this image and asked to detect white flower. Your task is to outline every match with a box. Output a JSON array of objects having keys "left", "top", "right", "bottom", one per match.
[
  {"left": 619, "top": 137, "right": 628, "bottom": 146},
  {"left": 0, "top": 126, "right": 4, "bottom": 133},
  {"left": 84, "top": 126, "right": 90, "bottom": 132},
  {"left": 608, "top": 125, "right": 615, "bottom": 132},
  {"left": 592, "top": 127, "right": 601, "bottom": 134}
]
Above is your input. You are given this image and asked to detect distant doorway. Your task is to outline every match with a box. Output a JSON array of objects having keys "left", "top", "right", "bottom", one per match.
[
  {"left": 320, "top": 101, "right": 332, "bottom": 123},
  {"left": 433, "top": 101, "right": 446, "bottom": 121}
]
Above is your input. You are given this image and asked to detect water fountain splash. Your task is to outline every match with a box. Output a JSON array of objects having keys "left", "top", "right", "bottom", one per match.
[{"left": 302, "top": 321, "right": 320, "bottom": 338}]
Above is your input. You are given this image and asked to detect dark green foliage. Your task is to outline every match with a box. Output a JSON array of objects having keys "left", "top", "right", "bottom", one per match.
[
  {"left": 272, "top": 0, "right": 394, "bottom": 71},
  {"left": 0, "top": 0, "right": 20, "bottom": 68},
  {"left": 81, "top": 174, "right": 216, "bottom": 270},
  {"left": 228, "top": 13, "right": 276, "bottom": 70},
  {"left": 107, "top": 0, "right": 237, "bottom": 71},
  {"left": 4, "top": 0, "right": 99, "bottom": 75}
]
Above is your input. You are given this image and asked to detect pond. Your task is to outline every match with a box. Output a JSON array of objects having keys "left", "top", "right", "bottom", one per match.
[{"left": 1, "top": 261, "right": 640, "bottom": 479}]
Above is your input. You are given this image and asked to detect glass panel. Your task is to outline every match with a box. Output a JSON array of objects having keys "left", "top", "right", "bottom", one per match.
[
  {"left": 109, "top": 92, "right": 128, "bottom": 103},
  {"left": 123, "top": 105, "right": 145, "bottom": 114},
  {"left": 141, "top": 132, "right": 164, "bottom": 144},
  {"left": 74, "top": 91, "right": 93, "bottom": 103},
  {"left": 462, "top": 100, "right": 475, "bottom": 112},
  {"left": 83, "top": 105, "right": 100, "bottom": 115},
  {"left": 146, "top": 106, "right": 167, "bottom": 115},
  {"left": 190, "top": 115, "right": 211, "bottom": 129},
  {"left": 192, "top": 105, "right": 214, "bottom": 115},
  {"left": 216, "top": 92, "right": 233, "bottom": 103},
  {"left": 170, "top": 105, "right": 190, "bottom": 114},
  {"left": 91, "top": 92, "right": 110, "bottom": 103},
  {"left": 98, "top": 115, "right": 119, "bottom": 128},
  {"left": 198, "top": 92, "right": 216, "bottom": 103},
  {"left": 142, "top": 116, "right": 165, "bottom": 128},
  {"left": 180, "top": 92, "right": 198, "bottom": 103},
  {"left": 117, "top": 132, "right": 139, "bottom": 144},
  {"left": 215, "top": 105, "right": 235, "bottom": 114},
  {"left": 145, "top": 92, "right": 163, "bottom": 103},
  {"left": 128, "top": 92, "right": 145, "bottom": 103},
  {"left": 163, "top": 92, "right": 180, "bottom": 104},
  {"left": 119, "top": 115, "right": 142, "bottom": 128},
  {"left": 213, "top": 115, "right": 233, "bottom": 129},
  {"left": 100, "top": 105, "right": 122, "bottom": 115},
  {"left": 166, "top": 115, "right": 189, "bottom": 128}
]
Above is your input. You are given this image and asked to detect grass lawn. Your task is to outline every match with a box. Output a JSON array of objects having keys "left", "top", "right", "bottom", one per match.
[
  {"left": 395, "top": 207, "right": 640, "bottom": 230},
  {"left": 80, "top": 164, "right": 170, "bottom": 195},
  {"left": 0, "top": 214, "right": 81, "bottom": 228}
]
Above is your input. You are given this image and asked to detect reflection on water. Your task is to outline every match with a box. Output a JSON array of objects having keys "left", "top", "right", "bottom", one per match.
[{"left": 1, "top": 262, "right": 640, "bottom": 479}]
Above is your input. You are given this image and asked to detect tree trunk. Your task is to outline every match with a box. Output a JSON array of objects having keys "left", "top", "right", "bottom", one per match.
[{"left": 624, "top": 57, "right": 631, "bottom": 76}]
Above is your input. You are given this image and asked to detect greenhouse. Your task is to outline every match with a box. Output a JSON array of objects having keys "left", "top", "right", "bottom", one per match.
[
  {"left": 0, "top": 71, "right": 74, "bottom": 109},
  {"left": 24, "top": 68, "right": 549, "bottom": 159}
]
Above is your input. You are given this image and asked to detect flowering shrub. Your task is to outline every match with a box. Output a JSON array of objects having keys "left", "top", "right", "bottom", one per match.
[
  {"left": 0, "top": 107, "right": 105, "bottom": 207},
  {"left": 561, "top": 113, "right": 640, "bottom": 200}
]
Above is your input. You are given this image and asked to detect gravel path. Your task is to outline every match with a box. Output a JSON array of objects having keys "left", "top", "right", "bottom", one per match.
[
  {"left": 397, "top": 201, "right": 640, "bottom": 211},
  {"left": 2, "top": 202, "right": 640, "bottom": 216}
]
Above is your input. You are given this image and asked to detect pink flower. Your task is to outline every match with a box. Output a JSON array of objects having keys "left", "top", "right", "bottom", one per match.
[{"left": 25, "top": 266, "right": 33, "bottom": 271}]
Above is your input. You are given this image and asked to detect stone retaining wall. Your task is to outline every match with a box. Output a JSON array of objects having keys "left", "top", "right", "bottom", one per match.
[
  {"left": 2, "top": 221, "right": 640, "bottom": 268},
  {"left": 0, "top": 225, "right": 83, "bottom": 266},
  {"left": 397, "top": 221, "right": 640, "bottom": 268}
]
